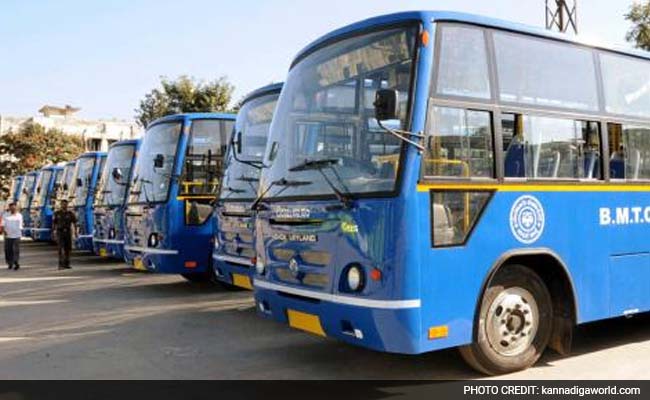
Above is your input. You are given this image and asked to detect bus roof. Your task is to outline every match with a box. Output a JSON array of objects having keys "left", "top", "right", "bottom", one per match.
[
  {"left": 109, "top": 138, "right": 140, "bottom": 149},
  {"left": 151, "top": 112, "right": 237, "bottom": 126},
  {"left": 78, "top": 151, "right": 107, "bottom": 159},
  {"left": 292, "top": 11, "right": 650, "bottom": 68},
  {"left": 241, "top": 83, "right": 284, "bottom": 106},
  {"left": 41, "top": 165, "right": 63, "bottom": 171}
]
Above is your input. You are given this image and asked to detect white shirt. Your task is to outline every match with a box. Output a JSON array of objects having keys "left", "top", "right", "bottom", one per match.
[{"left": 1, "top": 211, "right": 23, "bottom": 239}]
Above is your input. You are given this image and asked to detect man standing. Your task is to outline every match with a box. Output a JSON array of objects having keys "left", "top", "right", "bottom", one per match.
[
  {"left": 53, "top": 199, "right": 77, "bottom": 270},
  {"left": 1, "top": 202, "right": 23, "bottom": 270}
]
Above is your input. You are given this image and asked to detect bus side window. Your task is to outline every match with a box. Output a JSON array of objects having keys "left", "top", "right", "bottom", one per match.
[
  {"left": 423, "top": 106, "right": 494, "bottom": 178},
  {"left": 503, "top": 114, "right": 601, "bottom": 180},
  {"left": 608, "top": 123, "right": 650, "bottom": 180}
]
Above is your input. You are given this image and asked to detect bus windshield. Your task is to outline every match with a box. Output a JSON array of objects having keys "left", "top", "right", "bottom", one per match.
[
  {"left": 18, "top": 174, "right": 36, "bottom": 209},
  {"left": 220, "top": 93, "right": 279, "bottom": 201},
  {"left": 71, "top": 157, "right": 97, "bottom": 207},
  {"left": 260, "top": 26, "right": 417, "bottom": 200},
  {"left": 60, "top": 164, "right": 75, "bottom": 200},
  {"left": 31, "top": 170, "right": 53, "bottom": 208},
  {"left": 179, "top": 119, "right": 234, "bottom": 197},
  {"left": 129, "top": 122, "right": 182, "bottom": 205},
  {"left": 96, "top": 145, "right": 135, "bottom": 208},
  {"left": 9, "top": 178, "right": 21, "bottom": 199}
]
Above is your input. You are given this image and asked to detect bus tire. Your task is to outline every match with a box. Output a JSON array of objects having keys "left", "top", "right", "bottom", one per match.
[{"left": 459, "top": 264, "right": 553, "bottom": 375}]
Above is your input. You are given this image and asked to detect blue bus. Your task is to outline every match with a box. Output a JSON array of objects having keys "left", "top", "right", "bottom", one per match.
[
  {"left": 9, "top": 176, "right": 24, "bottom": 204},
  {"left": 69, "top": 152, "right": 107, "bottom": 251},
  {"left": 30, "top": 165, "right": 64, "bottom": 241},
  {"left": 124, "top": 113, "right": 235, "bottom": 281},
  {"left": 251, "top": 11, "right": 650, "bottom": 375},
  {"left": 93, "top": 139, "right": 140, "bottom": 259},
  {"left": 18, "top": 171, "right": 39, "bottom": 238},
  {"left": 213, "top": 83, "right": 283, "bottom": 289}
]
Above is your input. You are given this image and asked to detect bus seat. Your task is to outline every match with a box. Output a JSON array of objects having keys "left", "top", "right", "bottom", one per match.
[
  {"left": 504, "top": 143, "right": 525, "bottom": 177},
  {"left": 610, "top": 153, "right": 625, "bottom": 179}
]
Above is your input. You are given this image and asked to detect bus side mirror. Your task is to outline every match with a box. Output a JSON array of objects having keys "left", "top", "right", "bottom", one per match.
[
  {"left": 233, "top": 131, "right": 243, "bottom": 154},
  {"left": 268, "top": 141, "right": 279, "bottom": 162},
  {"left": 76, "top": 178, "right": 83, "bottom": 187},
  {"left": 374, "top": 89, "right": 399, "bottom": 121},
  {"left": 112, "top": 168, "right": 123, "bottom": 182},
  {"left": 154, "top": 154, "right": 164, "bottom": 169},
  {"left": 63, "top": 183, "right": 69, "bottom": 191}
]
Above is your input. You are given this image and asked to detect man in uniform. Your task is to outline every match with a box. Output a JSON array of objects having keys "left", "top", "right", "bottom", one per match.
[{"left": 53, "top": 199, "right": 77, "bottom": 269}]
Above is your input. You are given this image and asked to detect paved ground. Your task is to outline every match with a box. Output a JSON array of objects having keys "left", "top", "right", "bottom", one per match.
[{"left": 1, "top": 241, "right": 650, "bottom": 379}]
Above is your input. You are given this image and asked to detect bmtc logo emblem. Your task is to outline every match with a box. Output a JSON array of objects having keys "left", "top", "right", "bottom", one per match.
[{"left": 510, "top": 195, "right": 545, "bottom": 244}]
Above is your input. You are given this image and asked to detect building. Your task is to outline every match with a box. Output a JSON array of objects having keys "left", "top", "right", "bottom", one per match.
[{"left": 0, "top": 105, "right": 139, "bottom": 151}]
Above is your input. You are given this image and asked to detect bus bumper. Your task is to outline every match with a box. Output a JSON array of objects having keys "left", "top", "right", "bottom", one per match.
[
  {"left": 124, "top": 246, "right": 207, "bottom": 274},
  {"left": 31, "top": 228, "right": 52, "bottom": 242},
  {"left": 93, "top": 238, "right": 125, "bottom": 259},
  {"left": 253, "top": 281, "right": 423, "bottom": 354},
  {"left": 75, "top": 235, "right": 94, "bottom": 252},
  {"left": 212, "top": 253, "right": 254, "bottom": 289}
]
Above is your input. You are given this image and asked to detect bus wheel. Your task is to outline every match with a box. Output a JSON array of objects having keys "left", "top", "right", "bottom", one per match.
[{"left": 459, "top": 264, "right": 552, "bottom": 375}]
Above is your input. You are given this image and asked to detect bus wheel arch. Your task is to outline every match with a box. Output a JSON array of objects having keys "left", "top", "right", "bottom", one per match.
[
  {"left": 461, "top": 250, "right": 577, "bottom": 374},
  {"left": 488, "top": 251, "right": 577, "bottom": 356}
]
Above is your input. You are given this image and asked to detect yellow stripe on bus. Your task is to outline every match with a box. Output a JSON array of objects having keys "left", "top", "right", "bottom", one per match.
[{"left": 416, "top": 183, "right": 650, "bottom": 193}]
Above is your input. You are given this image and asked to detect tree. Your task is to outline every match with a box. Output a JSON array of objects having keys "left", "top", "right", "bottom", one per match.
[
  {"left": 0, "top": 121, "right": 85, "bottom": 198},
  {"left": 135, "top": 76, "right": 236, "bottom": 127},
  {"left": 626, "top": 2, "right": 650, "bottom": 50}
]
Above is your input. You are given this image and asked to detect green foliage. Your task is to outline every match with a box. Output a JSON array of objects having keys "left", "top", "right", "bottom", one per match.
[
  {"left": 626, "top": 2, "right": 650, "bottom": 51},
  {"left": 0, "top": 121, "right": 85, "bottom": 199},
  {"left": 135, "top": 75, "right": 236, "bottom": 127}
]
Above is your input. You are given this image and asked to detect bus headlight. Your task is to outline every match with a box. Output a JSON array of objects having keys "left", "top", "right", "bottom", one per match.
[
  {"left": 255, "top": 258, "right": 266, "bottom": 275},
  {"left": 346, "top": 265, "right": 365, "bottom": 292},
  {"left": 214, "top": 236, "right": 220, "bottom": 249},
  {"left": 109, "top": 228, "right": 116, "bottom": 239}
]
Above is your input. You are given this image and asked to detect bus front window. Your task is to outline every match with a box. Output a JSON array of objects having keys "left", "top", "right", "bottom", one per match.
[
  {"left": 31, "top": 170, "right": 53, "bottom": 208},
  {"left": 71, "top": 158, "right": 96, "bottom": 207},
  {"left": 180, "top": 119, "right": 233, "bottom": 197},
  {"left": 96, "top": 145, "right": 135, "bottom": 208},
  {"left": 129, "top": 122, "right": 182, "bottom": 205},
  {"left": 220, "top": 94, "right": 279, "bottom": 201},
  {"left": 19, "top": 175, "right": 36, "bottom": 209},
  {"left": 260, "top": 26, "right": 418, "bottom": 201}
]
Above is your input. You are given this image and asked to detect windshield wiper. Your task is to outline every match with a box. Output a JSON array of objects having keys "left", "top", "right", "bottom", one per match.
[
  {"left": 376, "top": 119, "right": 425, "bottom": 152},
  {"left": 250, "top": 178, "right": 312, "bottom": 211},
  {"left": 289, "top": 158, "right": 353, "bottom": 208},
  {"left": 224, "top": 186, "right": 246, "bottom": 194}
]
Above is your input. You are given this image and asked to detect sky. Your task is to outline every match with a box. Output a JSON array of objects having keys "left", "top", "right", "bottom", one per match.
[{"left": 0, "top": 0, "right": 641, "bottom": 121}]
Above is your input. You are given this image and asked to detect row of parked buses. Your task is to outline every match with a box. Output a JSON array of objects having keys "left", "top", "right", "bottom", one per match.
[
  {"left": 8, "top": 83, "right": 281, "bottom": 288},
  {"left": 8, "top": 10, "right": 650, "bottom": 375}
]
